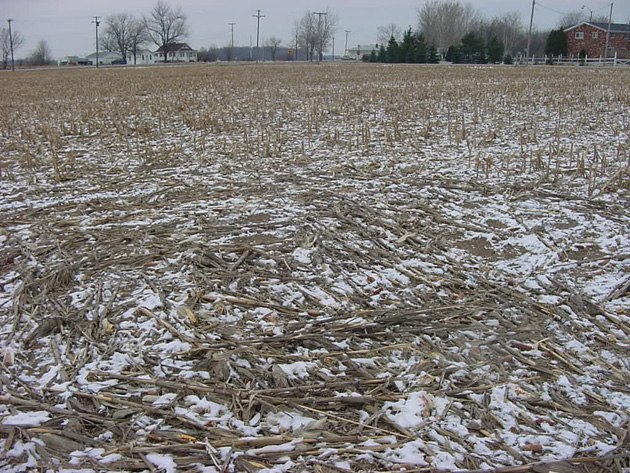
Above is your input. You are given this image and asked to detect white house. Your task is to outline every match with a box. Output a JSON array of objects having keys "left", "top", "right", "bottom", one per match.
[
  {"left": 154, "top": 43, "right": 198, "bottom": 62},
  {"left": 86, "top": 51, "right": 124, "bottom": 65},
  {"left": 133, "top": 49, "right": 157, "bottom": 65}
]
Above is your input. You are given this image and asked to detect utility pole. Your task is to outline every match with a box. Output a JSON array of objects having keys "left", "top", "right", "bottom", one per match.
[
  {"left": 525, "top": 0, "right": 535, "bottom": 65},
  {"left": 295, "top": 31, "right": 299, "bottom": 61},
  {"left": 344, "top": 30, "right": 350, "bottom": 56},
  {"left": 7, "top": 19, "right": 15, "bottom": 72},
  {"left": 313, "top": 11, "right": 327, "bottom": 62},
  {"left": 92, "top": 16, "right": 101, "bottom": 68},
  {"left": 582, "top": 5, "right": 593, "bottom": 22},
  {"left": 228, "top": 22, "right": 236, "bottom": 61},
  {"left": 253, "top": 10, "right": 265, "bottom": 63},
  {"left": 604, "top": 2, "right": 614, "bottom": 62}
]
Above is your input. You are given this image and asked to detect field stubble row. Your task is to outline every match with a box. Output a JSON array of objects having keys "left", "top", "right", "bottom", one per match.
[{"left": 0, "top": 64, "right": 629, "bottom": 471}]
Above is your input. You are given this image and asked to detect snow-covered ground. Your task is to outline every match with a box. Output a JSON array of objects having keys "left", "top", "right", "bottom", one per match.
[{"left": 0, "top": 63, "right": 629, "bottom": 472}]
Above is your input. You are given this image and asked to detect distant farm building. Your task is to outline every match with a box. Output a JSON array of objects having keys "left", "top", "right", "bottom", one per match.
[
  {"left": 345, "top": 44, "right": 377, "bottom": 60},
  {"left": 154, "top": 43, "right": 198, "bottom": 62},
  {"left": 564, "top": 22, "right": 630, "bottom": 59},
  {"left": 61, "top": 43, "right": 199, "bottom": 67},
  {"left": 58, "top": 56, "right": 91, "bottom": 66},
  {"left": 86, "top": 51, "right": 124, "bottom": 65}
]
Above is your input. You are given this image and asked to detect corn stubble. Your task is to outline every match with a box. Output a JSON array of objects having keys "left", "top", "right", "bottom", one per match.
[
  {"left": 1, "top": 64, "right": 629, "bottom": 471},
  {"left": 0, "top": 64, "right": 627, "bottom": 193}
]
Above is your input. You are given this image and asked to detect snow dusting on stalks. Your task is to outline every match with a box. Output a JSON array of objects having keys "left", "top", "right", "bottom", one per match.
[{"left": 0, "top": 63, "right": 629, "bottom": 472}]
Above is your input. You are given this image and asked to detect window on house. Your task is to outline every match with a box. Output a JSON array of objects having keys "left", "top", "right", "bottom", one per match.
[
  {"left": 575, "top": 32, "right": 584, "bottom": 39},
  {"left": 592, "top": 32, "right": 598, "bottom": 39}
]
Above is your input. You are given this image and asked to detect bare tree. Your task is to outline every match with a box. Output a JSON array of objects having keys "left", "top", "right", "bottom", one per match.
[
  {"left": 29, "top": 40, "right": 53, "bottom": 66},
  {"left": 297, "top": 13, "right": 317, "bottom": 61},
  {"left": 377, "top": 23, "right": 402, "bottom": 45},
  {"left": 128, "top": 19, "right": 149, "bottom": 64},
  {"left": 556, "top": 11, "right": 609, "bottom": 29},
  {"left": 104, "top": 13, "right": 144, "bottom": 63},
  {"left": 417, "top": 0, "right": 481, "bottom": 53},
  {"left": 266, "top": 36, "right": 282, "bottom": 61},
  {"left": 317, "top": 8, "right": 338, "bottom": 61},
  {"left": 1, "top": 27, "right": 25, "bottom": 69},
  {"left": 296, "top": 9, "right": 338, "bottom": 61},
  {"left": 488, "top": 12, "right": 523, "bottom": 54},
  {"left": 145, "top": 0, "right": 188, "bottom": 63},
  {"left": 557, "top": 11, "right": 587, "bottom": 28}
]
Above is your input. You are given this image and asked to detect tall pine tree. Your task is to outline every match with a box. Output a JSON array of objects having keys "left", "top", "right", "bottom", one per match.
[
  {"left": 487, "top": 35, "right": 504, "bottom": 63},
  {"left": 387, "top": 35, "right": 401, "bottom": 63},
  {"left": 460, "top": 32, "right": 484, "bottom": 63},
  {"left": 399, "top": 28, "right": 415, "bottom": 63},
  {"left": 428, "top": 45, "right": 440, "bottom": 63},
  {"left": 414, "top": 33, "right": 428, "bottom": 63},
  {"left": 545, "top": 29, "right": 568, "bottom": 57},
  {"left": 377, "top": 44, "right": 387, "bottom": 62}
]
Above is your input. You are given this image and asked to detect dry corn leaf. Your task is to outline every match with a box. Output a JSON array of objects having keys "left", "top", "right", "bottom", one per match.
[{"left": 176, "top": 305, "right": 197, "bottom": 325}]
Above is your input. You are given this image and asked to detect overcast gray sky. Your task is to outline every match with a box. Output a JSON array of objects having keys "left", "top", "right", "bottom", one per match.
[{"left": 3, "top": 0, "right": 630, "bottom": 59}]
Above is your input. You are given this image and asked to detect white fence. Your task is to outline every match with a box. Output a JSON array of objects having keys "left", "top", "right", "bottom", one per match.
[{"left": 518, "top": 52, "right": 628, "bottom": 67}]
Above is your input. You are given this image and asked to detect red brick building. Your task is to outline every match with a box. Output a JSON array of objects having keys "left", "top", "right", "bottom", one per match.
[{"left": 564, "top": 22, "right": 630, "bottom": 59}]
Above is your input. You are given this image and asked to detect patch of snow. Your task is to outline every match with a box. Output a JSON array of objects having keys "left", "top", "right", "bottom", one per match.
[{"left": 2, "top": 411, "right": 51, "bottom": 426}]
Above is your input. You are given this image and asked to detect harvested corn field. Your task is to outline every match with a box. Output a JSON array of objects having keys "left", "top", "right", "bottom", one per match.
[{"left": 0, "top": 63, "right": 629, "bottom": 472}]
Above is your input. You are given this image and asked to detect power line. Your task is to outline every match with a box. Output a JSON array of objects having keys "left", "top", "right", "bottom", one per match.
[
  {"left": 526, "top": 0, "right": 535, "bottom": 63},
  {"left": 536, "top": 1, "right": 571, "bottom": 16},
  {"left": 92, "top": 16, "right": 100, "bottom": 68},
  {"left": 253, "top": 9, "right": 265, "bottom": 63},
  {"left": 313, "top": 11, "right": 327, "bottom": 62},
  {"left": 603, "top": 2, "right": 614, "bottom": 61},
  {"left": 7, "top": 19, "right": 15, "bottom": 72},
  {"left": 228, "top": 22, "right": 236, "bottom": 61}
]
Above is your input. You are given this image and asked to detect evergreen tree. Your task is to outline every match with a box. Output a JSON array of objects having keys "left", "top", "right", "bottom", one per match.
[
  {"left": 428, "top": 45, "right": 440, "bottom": 63},
  {"left": 414, "top": 33, "right": 428, "bottom": 63},
  {"left": 445, "top": 45, "right": 456, "bottom": 62},
  {"left": 370, "top": 49, "right": 377, "bottom": 63},
  {"left": 399, "top": 28, "right": 414, "bottom": 63},
  {"left": 387, "top": 35, "right": 401, "bottom": 63},
  {"left": 447, "top": 45, "right": 463, "bottom": 63},
  {"left": 545, "top": 29, "right": 568, "bottom": 57},
  {"left": 487, "top": 35, "right": 504, "bottom": 63},
  {"left": 503, "top": 54, "right": 514, "bottom": 65},
  {"left": 400, "top": 28, "right": 426, "bottom": 64},
  {"left": 477, "top": 49, "right": 488, "bottom": 64},
  {"left": 460, "top": 32, "right": 484, "bottom": 63},
  {"left": 377, "top": 44, "right": 387, "bottom": 62}
]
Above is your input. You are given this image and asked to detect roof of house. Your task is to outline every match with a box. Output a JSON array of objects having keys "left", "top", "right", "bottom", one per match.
[
  {"left": 564, "top": 22, "right": 630, "bottom": 33},
  {"left": 156, "top": 43, "right": 196, "bottom": 52}
]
